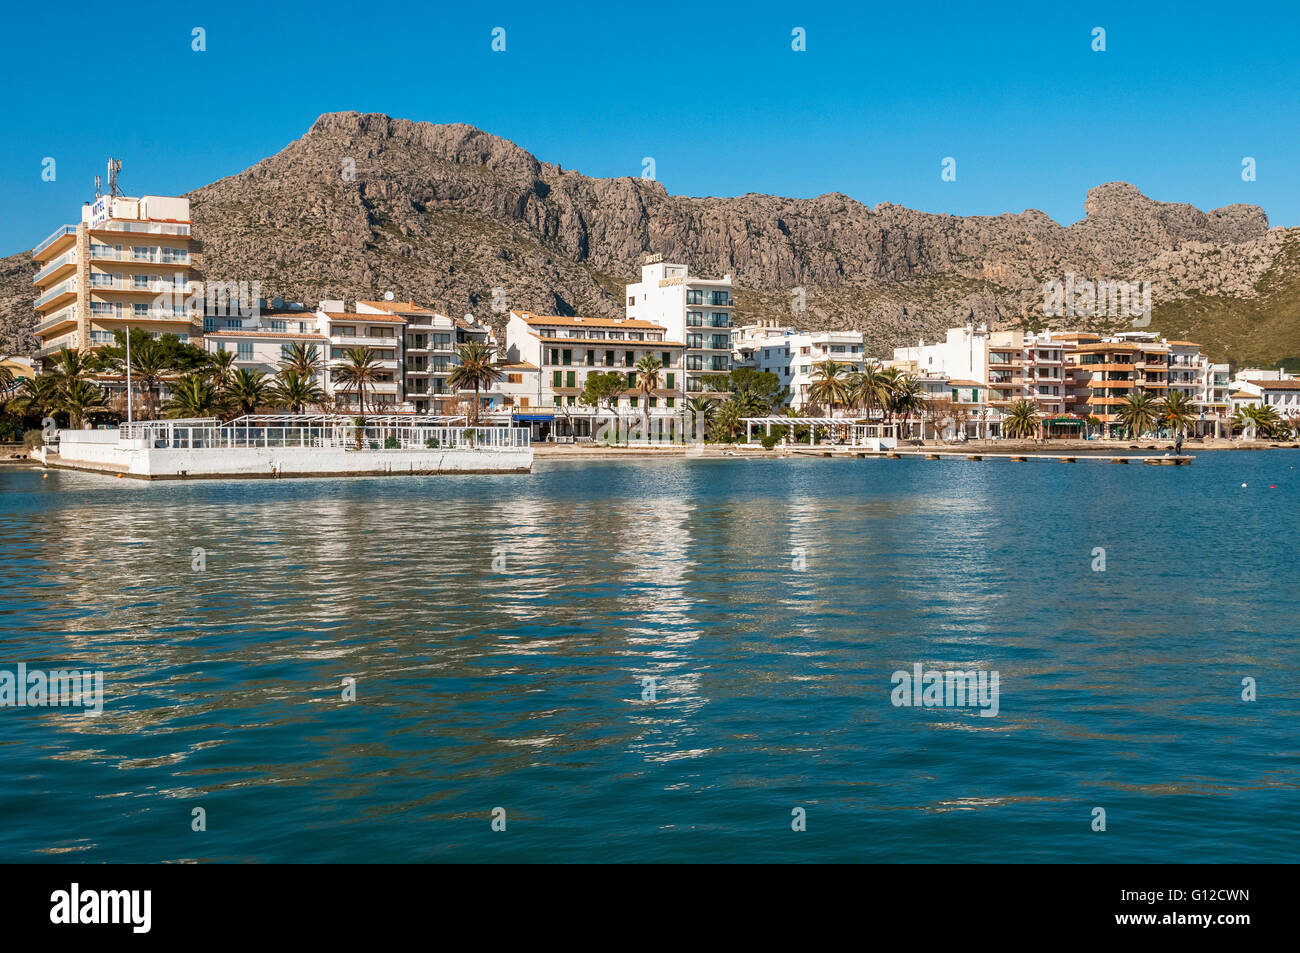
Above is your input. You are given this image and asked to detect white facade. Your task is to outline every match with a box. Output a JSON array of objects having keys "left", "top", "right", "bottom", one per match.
[
  {"left": 743, "top": 329, "right": 870, "bottom": 410},
  {"left": 625, "top": 258, "right": 733, "bottom": 396}
]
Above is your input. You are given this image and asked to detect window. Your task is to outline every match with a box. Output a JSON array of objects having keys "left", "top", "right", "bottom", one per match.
[
  {"left": 666, "top": 372, "right": 675, "bottom": 389},
  {"left": 237, "top": 342, "right": 252, "bottom": 361},
  {"left": 566, "top": 395, "right": 575, "bottom": 406},
  {"left": 666, "top": 398, "right": 675, "bottom": 408},
  {"left": 626, "top": 372, "right": 636, "bottom": 387},
  {"left": 553, "top": 370, "right": 562, "bottom": 387},
  {"left": 586, "top": 350, "right": 595, "bottom": 366},
  {"left": 605, "top": 350, "right": 614, "bottom": 366},
  {"left": 629, "top": 397, "right": 638, "bottom": 408},
  {"left": 508, "top": 373, "right": 523, "bottom": 384},
  {"left": 562, "top": 349, "right": 572, "bottom": 366},
  {"left": 686, "top": 290, "right": 703, "bottom": 305},
  {"left": 565, "top": 371, "right": 576, "bottom": 388},
  {"left": 662, "top": 351, "right": 671, "bottom": 366},
  {"left": 649, "top": 397, "right": 658, "bottom": 408},
  {"left": 133, "top": 303, "right": 148, "bottom": 316},
  {"left": 625, "top": 351, "right": 634, "bottom": 366},
  {"left": 271, "top": 320, "right": 286, "bottom": 331},
  {"left": 686, "top": 311, "right": 703, "bottom": 327},
  {"left": 281, "top": 344, "right": 294, "bottom": 360},
  {"left": 627, "top": 296, "right": 635, "bottom": 306}
]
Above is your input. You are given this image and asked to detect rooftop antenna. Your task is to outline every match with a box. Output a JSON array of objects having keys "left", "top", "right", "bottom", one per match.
[
  {"left": 384, "top": 291, "right": 394, "bottom": 301},
  {"left": 107, "top": 158, "right": 122, "bottom": 198},
  {"left": 93, "top": 175, "right": 102, "bottom": 200}
]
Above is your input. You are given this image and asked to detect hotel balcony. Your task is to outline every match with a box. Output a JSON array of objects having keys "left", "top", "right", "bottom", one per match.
[
  {"left": 331, "top": 335, "right": 401, "bottom": 348},
  {"left": 34, "top": 251, "right": 77, "bottom": 284},
  {"left": 34, "top": 307, "right": 78, "bottom": 335},
  {"left": 89, "top": 220, "right": 190, "bottom": 238},
  {"left": 33, "top": 224, "right": 77, "bottom": 258},
  {"left": 89, "top": 246, "right": 190, "bottom": 265},
  {"left": 88, "top": 278, "right": 196, "bottom": 295},
  {"left": 35, "top": 276, "right": 77, "bottom": 309}
]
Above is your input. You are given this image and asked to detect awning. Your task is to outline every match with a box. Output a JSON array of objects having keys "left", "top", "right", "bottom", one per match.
[
  {"left": 1046, "top": 417, "right": 1082, "bottom": 425},
  {"left": 513, "top": 413, "right": 555, "bottom": 422}
]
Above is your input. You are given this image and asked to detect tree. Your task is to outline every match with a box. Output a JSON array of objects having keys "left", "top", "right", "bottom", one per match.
[
  {"left": 165, "top": 374, "right": 221, "bottom": 418},
  {"left": 1160, "top": 391, "right": 1194, "bottom": 439},
  {"left": 1118, "top": 391, "right": 1160, "bottom": 438},
  {"left": 719, "top": 367, "right": 787, "bottom": 411},
  {"left": 709, "top": 398, "right": 744, "bottom": 443},
  {"left": 271, "top": 369, "right": 324, "bottom": 414},
  {"left": 887, "top": 376, "right": 926, "bottom": 439},
  {"left": 56, "top": 378, "right": 108, "bottom": 429},
  {"left": 333, "top": 347, "right": 383, "bottom": 414},
  {"left": 5, "top": 375, "right": 60, "bottom": 425},
  {"left": 205, "top": 348, "right": 237, "bottom": 387},
  {"left": 578, "top": 371, "right": 627, "bottom": 415},
  {"left": 808, "top": 360, "right": 851, "bottom": 415},
  {"left": 634, "top": 354, "right": 663, "bottom": 430},
  {"left": 446, "top": 342, "right": 502, "bottom": 424},
  {"left": 0, "top": 360, "right": 14, "bottom": 397},
  {"left": 278, "top": 343, "right": 323, "bottom": 378},
  {"left": 1003, "top": 399, "right": 1041, "bottom": 439},
  {"left": 848, "top": 365, "right": 891, "bottom": 420},
  {"left": 226, "top": 368, "right": 269, "bottom": 417},
  {"left": 685, "top": 396, "right": 716, "bottom": 441}
]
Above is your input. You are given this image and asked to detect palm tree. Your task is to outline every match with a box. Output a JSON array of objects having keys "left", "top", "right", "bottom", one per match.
[
  {"left": 226, "top": 368, "right": 269, "bottom": 417},
  {"left": 888, "top": 376, "right": 926, "bottom": 439},
  {"left": 50, "top": 347, "right": 93, "bottom": 387},
  {"left": 709, "top": 398, "right": 744, "bottom": 443},
  {"left": 446, "top": 342, "right": 502, "bottom": 424},
  {"left": 56, "top": 378, "right": 107, "bottom": 429},
  {"left": 270, "top": 369, "right": 324, "bottom": 414},
  {"left": 634, "top": 355, "right": 663, "bottom": 432},
  {"left": 685, "top": 395, "right": 716, "bottom": 441},
  {"left": 165, "top": 374, "right": 221, "bottom": 418},
  {"left": 1003, "top": 399, "right": 1041, "bottom": 440},
  {"left": 278, "top": 342, "right": 323, "bottom": 378},
  {"left": 130, "top": 339, "right": 172, "bottom": 420},
  {"left": 1160, "top": 390, "right": 1194, "bottom": 440},
  {"left": 205, "top": 348, "right": 237, "bottom": 387},
  {"left": 848, "top": 365, "right": 890, "bottom": 420},
  {"left": 1118, "top": 391, "right": 1160, "bottom": 439},
  {"left": 5, "top": 375, "right": 60, "bottom": 423},
  {"left": 808, "top": 360, "right": 851, "bottom": 416},
  {"left": 333, "top": 347, "right": 383, "bottom": 414},
  {"left": 0, "top": 359, "right": 14, "bottom": 397}
]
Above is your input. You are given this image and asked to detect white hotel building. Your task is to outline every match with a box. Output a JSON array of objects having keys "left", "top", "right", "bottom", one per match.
[{"left": 625, "top": 257, "right": 733, "bottom": 397}]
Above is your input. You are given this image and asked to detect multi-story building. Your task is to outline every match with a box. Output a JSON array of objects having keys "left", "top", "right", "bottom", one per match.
[
  {"left": 625, "top": 257, "right": 733, "bottom": 399},
  {"left": 355, "top": 300, "right": 458, "bottom": 414},
  {"left": 315, "top": 302, "right": 405, "bottom": 411},
  {"left": 1066, "top": 332, "right": 1174, "bottom": 435},
  {"left": 744, "top": 329, "right": 869, "bottom": 410},
  {"left": 202, "top": 302, "right": 327, "bottom": 381},
  {"left": 504, "top": 310, "right": 685, "bottom": 438},
  {"left": 32, "top": 192, "right": 203, "bottom": 395}
]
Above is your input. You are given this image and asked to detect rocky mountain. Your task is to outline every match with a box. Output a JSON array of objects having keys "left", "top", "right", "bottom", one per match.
[{"left": 3, "top": 110, "right": 1297, "bottom": 366}]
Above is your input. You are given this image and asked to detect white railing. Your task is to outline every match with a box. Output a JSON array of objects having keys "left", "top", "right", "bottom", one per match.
[
  {"left": 35, "top": 277, "right": 77, "bottom": 308},
  {"left": 34, "top": 225, "right": 77, "bottom": 256},
  {"left": 34, "top": 251, "right": 77, "bottom": 283},
  {"left": 89, "top": 221, "right": 190, "bottom": 237},
  {"left": 117, "top": 417, "right": 529, "bottom": 452}
]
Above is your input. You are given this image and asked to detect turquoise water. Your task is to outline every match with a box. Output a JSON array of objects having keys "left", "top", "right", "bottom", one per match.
[{"left": 1, "top": 453, "right": 1297, "bottom": 862}]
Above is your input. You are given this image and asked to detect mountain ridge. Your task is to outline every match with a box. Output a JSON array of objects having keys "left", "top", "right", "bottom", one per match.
[{"left": 3, "top": 110, "right": 1295, "bottom": 366}]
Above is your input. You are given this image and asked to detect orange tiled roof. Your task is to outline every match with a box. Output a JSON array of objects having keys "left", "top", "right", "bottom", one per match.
[
  {"left": 515, "top": 310, "right": 668, "bottom": 331},
  {"left": 322, "top": 312, "right": 406, "bottom": 324},
  {"left": 357, "top": 299, "right": 437, "bottom": 315}
]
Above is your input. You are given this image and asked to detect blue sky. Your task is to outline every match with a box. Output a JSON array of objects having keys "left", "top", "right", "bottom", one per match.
[{"left": 2, "top": 0, "right": 1296, "bottom": 253}]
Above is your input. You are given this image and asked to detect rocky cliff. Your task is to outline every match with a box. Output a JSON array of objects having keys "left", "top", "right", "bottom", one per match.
[{"left": 3, "top": 111, "right": 1296, "bottom": 365}]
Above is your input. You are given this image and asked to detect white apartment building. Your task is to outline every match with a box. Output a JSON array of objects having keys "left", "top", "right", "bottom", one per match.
[
  {"left": 625, "top": 256, "right": 733, "bottom": 397},
  {"left": 503, "top": 310, "right": 685, "bottom": 439},
  {"left": 744, "top": 328, "right": 870, "bottom": 410},
  {"left": 202, "top": 301, "right": 326, "bottom": 380},
  {"left": 356, "top": 300, "right": 458, "bottom": 414},
  {"left": 315, "top": 302, "right": 404, "bottom": 410}
]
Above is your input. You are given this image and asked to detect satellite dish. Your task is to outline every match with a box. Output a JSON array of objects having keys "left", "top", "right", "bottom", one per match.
[{"left": 384, "top": 291, "right": 395, "bottom": 301}]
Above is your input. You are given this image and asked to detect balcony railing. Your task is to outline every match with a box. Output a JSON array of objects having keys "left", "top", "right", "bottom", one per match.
[
  {"left": 34, "top": 251, "right": 77, "bottom": 284},
  {"left": 33, "top": 225, "right": 77, "bottom": 256},
  {"left": 35, "top": 277, "right": 77, "bottom": 308},
  {"left": 89, "top": 221, "right": 190, "bottom": 237},
  {"left": 34, "top": 307, "right": 78, "bottom": 334}
]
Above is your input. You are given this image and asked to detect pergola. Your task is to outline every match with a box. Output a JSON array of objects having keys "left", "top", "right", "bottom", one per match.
[
  {"left": 226, "top": 414, "right": 469, "bottom": 426},
  {"left": 741, "top": 417, "right": 897, "bottom": 446}
]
